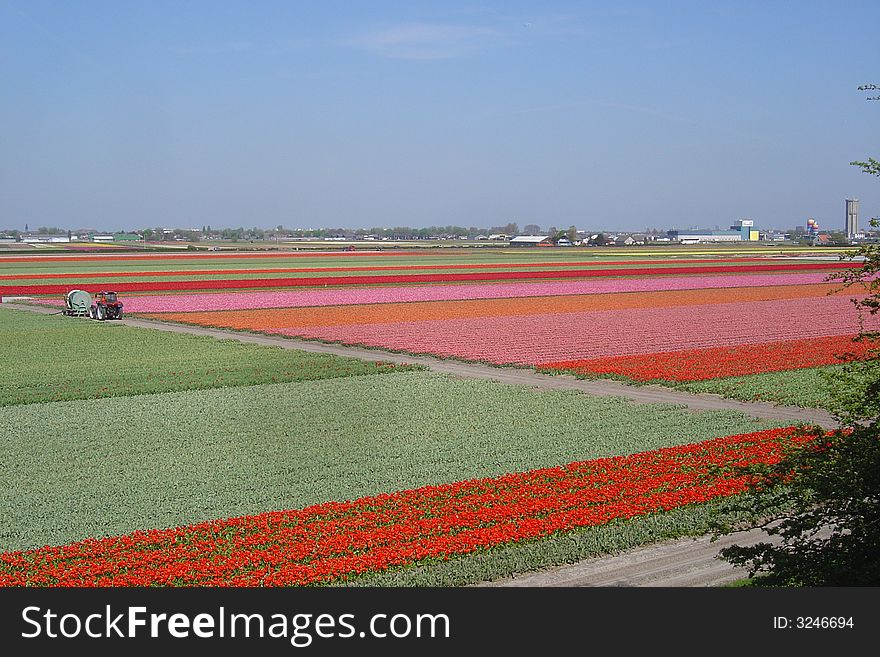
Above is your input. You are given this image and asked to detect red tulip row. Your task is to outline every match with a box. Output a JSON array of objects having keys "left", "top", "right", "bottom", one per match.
[
  {"left": 0, "top": 427, "right": 809, "bottom": 587},
  {"left": 0, "top": 262, "right": 854, "bottom": 296},
  {"left": 538, "top": 334, "right": 879, "bottom": 382}
]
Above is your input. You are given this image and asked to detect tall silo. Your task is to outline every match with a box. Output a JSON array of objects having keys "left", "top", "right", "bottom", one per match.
[{"left": 845, "top": 198, "right": 859, "bottom": 238}]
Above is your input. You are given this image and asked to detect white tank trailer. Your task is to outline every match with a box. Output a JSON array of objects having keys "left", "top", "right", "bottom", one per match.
[
  {"left": 62, "top": 289, "right": 92, "bottom": 317},
  {"left": 62, "top": 289, "right": 124, "bottom": 320}
]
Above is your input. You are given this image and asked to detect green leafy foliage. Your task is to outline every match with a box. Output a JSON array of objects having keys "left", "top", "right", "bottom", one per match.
[
  {"left": 0, "top": 371, "right": 782, "bottom": 551},
  {"left": 850, "top": 157, "right": 880, "bottom": 178},
  {"left": 714, "top": 106, "right": 880, "bottom": 584},
  {"left": 0, "top": 307, "right": 414, "bottom": 406},
  {"left": 717, "top": 425, "right": 880, "bottom": 585}
]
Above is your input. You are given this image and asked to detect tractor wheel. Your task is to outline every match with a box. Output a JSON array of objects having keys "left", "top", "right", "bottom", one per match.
[
  {"left": 88, "top": 305, "right": 96, "bottom": 319},
  {"left": 116, "top": 308, "right": 123, "bottom": 320},
  {"left": 96, "top": 305, "right": 105, "bottom": 321}
]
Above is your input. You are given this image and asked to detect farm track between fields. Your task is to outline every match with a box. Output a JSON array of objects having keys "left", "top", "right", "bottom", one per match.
[
  {"left": 10, "top": 302, "right": 838, "bottom": 429},
  {"left": 483, "top": 526, "right": 775, "bottom": 587},
  {"left": 485, "top": 524, "right": 833, "bottom": 587}
]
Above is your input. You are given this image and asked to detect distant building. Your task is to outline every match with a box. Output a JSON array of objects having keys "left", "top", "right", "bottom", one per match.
[
  {"left": 846, "top": 198, "right": 859, "bottom": 238},
  {"left": 113, "top": 233, "right": 141, "bottom": 242},
  {"left": 730, "top": 219, "right": 760, "bottom": 241},
  {"left": 20, "top": 234, "right": 70, "bottom": 243},
  {"left": 508, "top": 235, "right": 552, "bottom": 247},
  {"left": 613, "top": 233, "right": 648, "bottom": 246},
  {"left": 667, "top": 229, "right": 743, "bottom": 244}
]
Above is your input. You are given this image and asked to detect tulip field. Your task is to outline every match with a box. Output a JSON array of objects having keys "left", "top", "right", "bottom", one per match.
[
  {"left": 14, "top": 249, "right": 875, "bottom": 408},
  {"left": 1, "top": 427, "right": 808, "bottom": 587},
  {"left": 0, "top": 246, "right": 872, "bottom": 586},
  {"left": 107, "top": 252, "right": 874, "bottom": 409}
]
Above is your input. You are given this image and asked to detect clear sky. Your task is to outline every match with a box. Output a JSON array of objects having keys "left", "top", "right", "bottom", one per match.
[{"left": 1, "top": 0, "right": 878, "bottom": 232}]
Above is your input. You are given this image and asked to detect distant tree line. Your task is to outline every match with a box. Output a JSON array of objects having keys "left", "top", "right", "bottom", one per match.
[{"left": 139, "top": 222, "right": 539, "bottom": 241}]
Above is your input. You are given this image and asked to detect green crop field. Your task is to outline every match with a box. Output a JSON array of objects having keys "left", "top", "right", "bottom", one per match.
[
  {"left": 0, "top": 307, "right": 415, "bottom": 406},
  {"left": 0, "top": 371, "right": 783, "bottom": 552},
  {"left": 674, "top": 366, "right": 842, "bottom": 409},
  {"left": 0, "top": 259, "right": 798, "bottom": 287},
  {"left": 0, "top": 245, "right": 838, "bottom": 279}
]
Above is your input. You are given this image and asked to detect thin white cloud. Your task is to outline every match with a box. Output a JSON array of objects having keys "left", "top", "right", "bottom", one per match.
[{"left": 349, "top": 22, "right": 501, "bottom": 60}]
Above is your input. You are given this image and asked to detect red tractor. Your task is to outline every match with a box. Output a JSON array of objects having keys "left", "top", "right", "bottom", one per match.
[{"left": 88, "top": 291, "right": 124, "bottom": 320}]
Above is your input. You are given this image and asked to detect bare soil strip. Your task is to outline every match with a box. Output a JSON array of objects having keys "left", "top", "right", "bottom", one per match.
[
  {"left": 7, "top": 302, "right": 837, "bottom": 429},
  {"left": 481, "top": 527, "right": 776, "bottom": 587}
]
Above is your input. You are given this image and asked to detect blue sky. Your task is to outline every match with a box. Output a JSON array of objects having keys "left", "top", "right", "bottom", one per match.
[{"left": 1, "top": 1, "right": 877, "bottom": 232}]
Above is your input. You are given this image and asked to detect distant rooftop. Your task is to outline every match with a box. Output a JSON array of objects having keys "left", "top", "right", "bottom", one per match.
[
  {"left": 509, "top": 235, "right": 551, "bottom": 243},
  {"left": 674, "top": 229, "right": 742, "bottom": 236}
]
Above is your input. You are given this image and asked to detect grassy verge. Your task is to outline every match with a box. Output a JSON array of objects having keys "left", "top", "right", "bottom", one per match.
[
  {"left": 0, "top": 306, "right": 417, "bottom": 406},
  {"left": 673, "top": 367, "right": 840, "bottom": 409},
  {"left": 540, "top": 362, "right": 841, "bottom": 410}
]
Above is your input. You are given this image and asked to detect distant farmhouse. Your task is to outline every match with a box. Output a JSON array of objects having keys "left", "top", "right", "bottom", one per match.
[
  {"left": 508, "top": 235, "right": 553, "bottom": 247},
  {"left": 613, "top": 234, "right": 648, "bottom": 246}
]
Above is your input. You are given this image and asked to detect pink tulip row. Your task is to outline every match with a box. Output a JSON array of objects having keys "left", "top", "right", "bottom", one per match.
[
  {"left": 34, "top": 271, "right": 834, "bottom": 312},
  {"left": 269, "top": 295, "right": 880, "bottom": 365}
]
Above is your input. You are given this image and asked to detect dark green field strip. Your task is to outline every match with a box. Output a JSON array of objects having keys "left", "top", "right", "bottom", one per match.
[
  {"left": 0, "top": 262, "right": 782, "bottom": 286},
  {"left": 0, "top": 307, "right": 416, "bottom": 407},
  {"left": 0, "top": 251, "right": 696, "bottom": 270},
  {"left": 0, "top": 261, "right": 771, "bottom": 280},
  {"left": 0, "top": 254, "right": 599, "bottom": 275},
  {"left": 0, "top": 371, "right": 782, "bottom": 551},
  {"left": 0, "top": 256, "right": 495, "bottom": 275},
  {"left": 0, "top": 253, "right": 811, "bottom": 277}
]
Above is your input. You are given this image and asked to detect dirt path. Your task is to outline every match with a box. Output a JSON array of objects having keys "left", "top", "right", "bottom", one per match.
[
  {"left": 482, "top": 527, "right": 775, "bottom": 587},
  {"left": 8, "top": 302, "right": 837, "bottom": 429}
]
